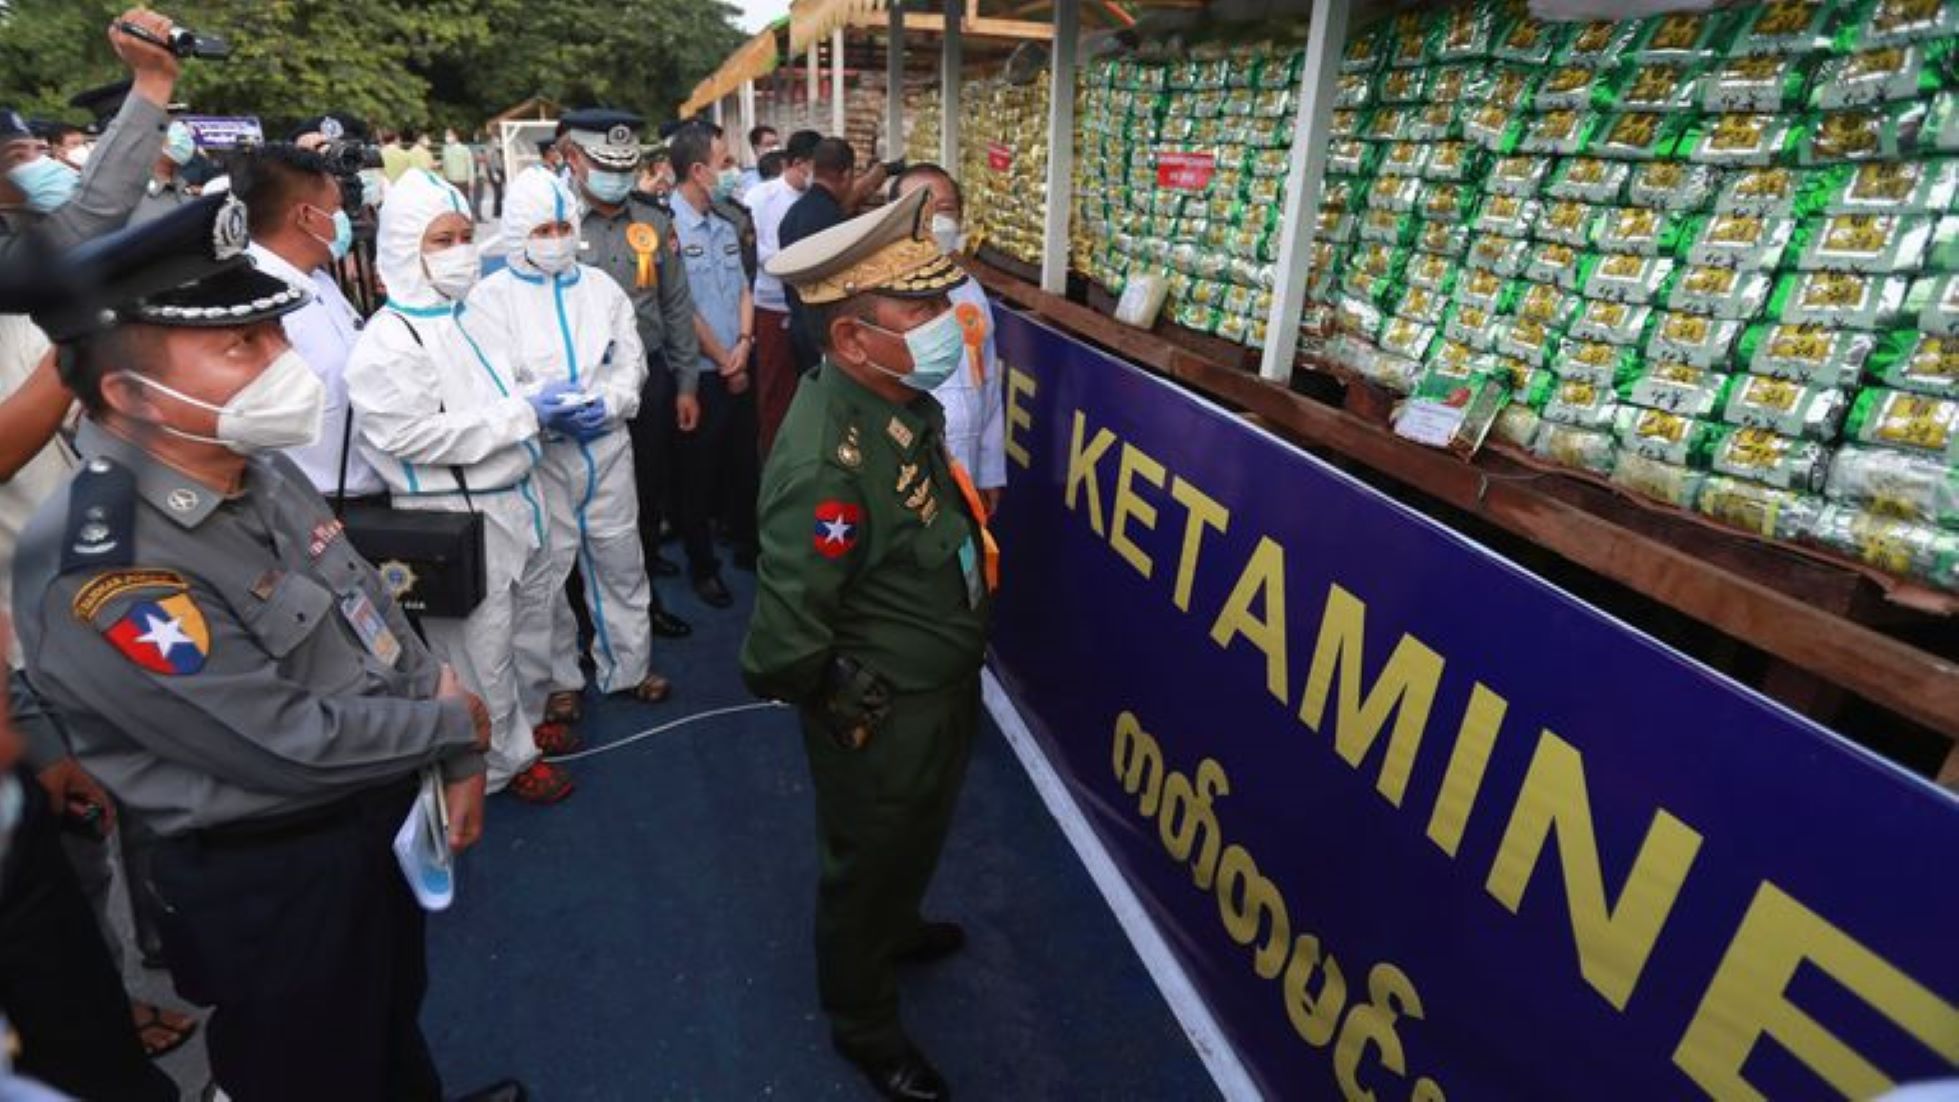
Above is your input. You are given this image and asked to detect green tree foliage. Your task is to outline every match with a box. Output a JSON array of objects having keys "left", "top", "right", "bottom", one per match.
[{"left": 0, "top": 0, "right": 745, "bottom": 133}]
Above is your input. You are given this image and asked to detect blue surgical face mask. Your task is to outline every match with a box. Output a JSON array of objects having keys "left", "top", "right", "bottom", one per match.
[
  {"left": 714, "top": 167, "right": 742, "bottom": 200},
  {"left": 7, "top": 156, "right": 78, "bottom": 213},
  {"left": 163, "top": 122, "right": 195, "bottom": 167},
  {"left": 586, "top": 168, "right": 633, "bottom": 205},
  {"left": 303, "top": 205, "right": 354, "bottom": 263},
  {"left": 862, "top": 307, "right": 965, "bottom": 392}
]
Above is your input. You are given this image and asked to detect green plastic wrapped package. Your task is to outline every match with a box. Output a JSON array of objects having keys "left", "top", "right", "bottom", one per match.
[
  {"left": 1636, "top": 8, "right": 1735, "bottom": 61},
  {"left": 1525, "top": 241, "right": 1597, "bottom": 291},
  {"left": 1463, "top": 101, "right": 1527, "bottom": 153},
  {"left": 1696, "top": 475, "right": 1829, "bottom": 539},
  {"left": 1555, "top": 339, "right": 1641, "bottom": 385},
  {"left": 1417, "top": 221, "right": 1473, "bottom": 258},
  {"left": 1709, "top": 427, "right": 1834, "bottom": 491},
  {"left": 1826, "top": 159, "right": 1959, "bottom": 213},
  {"left": 1494, "top": 16, "right": 1563, "bottom": 66},
  {"left": 1545, "top": 158, "right": 1632, "bottom": 204},
  {"left": 1629, "top": 162, "right": 1723, "bottom": 211},
  {"left": 1496, "top": 316, "right": 1565, "bottom": 368},
  {"left": 1454, "top": 266, "right": 1519, "bottom": 312},
  {"left": 1516, "top": 281, "right": 1581, "bottom": 327},
  {"left": 1594, "top": 111, "right": 1693, "bottom": 161},
  {"left": 1722, "top": 374, "right": 1852, "bottom": 438},
  {"left": 1368, "top": 174, "right": 1424, "bottom": 213},
  {"left": 1535, "top": 65, "right": 1625, "bottom": 112},
  {"left": 1809, "top": 505, "right": 1959, "bottom": 589},
  {"left": 1869, "top": 330, "right": 1959, "bottom": 397},
  {"left": 1422, "top": 142, "right": 1486, "bottom": 183},
  {"left": 1686, "top": 214, "right": 1802, "bottom": 270},
  {"left": 1435, "top": 3, "right": 1499, "bottom": 63},
  {"left": 1492, "top": 359, "right": 1550, "bottom": 393},
  {"left": 1327, "top": 140, "right": 1378, "bottom": 176},
  {"left": 1379, "top": 315, "right": 1440, "bottom": 362},
  {"left": 1797, "top": 213, "right": 1934, "bottom": 273},
  {"left": 1397, "top": 284, "right": 1452, "bottom": 326},
  {"left": 1520, "top": 110, "right": 1600, "bottom": 157},
  {"left": 1488, "top": 156, "right": 1550, "bottom": 197},
  {"left": 1622, "top": 362, "right": 1737, "bottom": 417},
  {"left": 1379, "top": 67, "right": 1428, "bottom": 106},
  {"left": 1810, "top": 41, "right": 1952, "bottom": 110},
  {"left": 1617, "top": 406, "right": 1722, "bottom": 466},
  {"left": 1386, "top": 12, "right": 1434, "bottom": 69},
  {"left": 1597, "top": 207, "right": 1693, "bottom": 257},
  {"left": 1685, "top": 113, "right": 1803, "bottom": 167},
  {"left": 1715, "top": 167, "right": 1830, "bottom": 216},
  {"left": 1848, "top": 0, "right": 1959, "bottom": 47},
  {"left": 1555, "top": 20, "right": 1640, "bottom": 68},
  {"left": 1427, "top": 65, "right": 1484, "bottom": 104},
  {"left": 1701, "top": 55, "right": 1813, "bottom": 113},
  {"left": 1444, "top": 301, "right": 1504, "bottom": 352},
  {"left": 1542, "top": 376, "right": 1621, "bottom": 429},
  {"left": 1342, "top": 266, "right": 1399, "bottom": 307},
  {"left": 1648, "top": 311, "right": 1750, "bottom": 369},
  {"left": 1413, "top": 358, "right": 1478, "bottom": 397},
  {"left": 1586, "top": 252, "right": 1679, "bottom": 305},
  {"left": 1494, "top": 402, "right": 1546, "bottom": 447},
  {"left": 1671, "top": 265, "right": 1778, "bottom": 319},
  {"left": 1426, "top": 339, "right": 1485, "bottom": 376},
  {"left": 1336, "top": 72, "right": 1375, "bottom": 110},
  {"left": 1846, "top": 387, "right": 1959, "bottom": 456},
  {"left": 1420, "top": 183, "right": 1480, "bottom": 226},
  {"left": 1351, "top": 240, "right": 1408, "bottom": 284},
  {"left": 1408, "top": 103, "right": 1463, "bottom": 144},
  {"left": 1738, "top": 322, "right": 1879, "bottom": 385},
  {"left": 1535, "top": 200, "right": 1600, "bottom": 248},
  {"left": 1473, "top": 192, "right": 1541, "bottom": 238},
  {"left": 1322, "top": 176, "right": 1364, "bottom": 214},
  {"left": 1365, "top": 107, "right": 1412, "bottom": 142},
  {"left": 1825, "top": 445, "right": 1959, "bottom": 527},
  {"left": 1799, "top": 102, "right": 1928, "bottom": 164},
  {"left": 1571, "top": 297, "right": 1656, "bottom": 345},
  {"left": 1911, "top": 272, "right": 1959, "bottom": 334},
  {"left": 1405, "top": 252, "right": 1460, "bottom": 294},
  {"left": 1534, "top": 422, "right": 1619, "bottom": 474},
  {"left": 1336, "top": 293, "right": 1386, "bottom": 340},
  {"left": 1174, "top": 298, "right": 1222, "bottom": 335},
  {"left": 1729, "top": 0, "right": 1846, "bottom": 56},
  {"left": 1343, "top": 23, "right": 1386, "bottom": 73},
  {"left": 1620, "top": 64, "right": 1707, "bottom": 113},
  {"left": 1466, "top": 232, "right": 1533, "bottom": 277},
  {"left": 1775, "top": 270, "right": 1914, "bottom": 327},
  {"left": 1378, "top": 141, "right": 1431, "bottom": 177},
  {"left": 1614, "top": 453, "right": 1711, "bottom": 507}
]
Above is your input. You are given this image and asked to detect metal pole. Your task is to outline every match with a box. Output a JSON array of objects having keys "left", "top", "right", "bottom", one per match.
[
  {"left": 887, "top": 1, "right": 905, "bottom": 161},
  {"left": 809, "top": 43, "right": 820, "bottom": 132},
  {"left": 1040, "top": 0, "right": 1078, "bottom": 294},
  {"left": 833, "top": 27, "right": 847, "bottom": 136},
  {"left": 713, "top": 96, "right": 725, "bottom": 127},
  {"left": 1259, "top": 0, "right": 1350, "bottom": 383},
  {"left": 742, "top": 79, "right": 757, "bottom": 155},
  {"left": 941, "top": 0, "right": 962, "bottom": 171}
]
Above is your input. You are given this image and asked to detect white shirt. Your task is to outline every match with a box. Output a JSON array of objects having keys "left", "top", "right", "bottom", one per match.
[
  {"left": 249, "top": 243, "right": 386, "bottom": 497},
  {"left": 935, "top": 280, "right": 1007, "bottom": 490},
  {"left": 0, "top": 315, "right": 74, "bottom": 668},
  {"left": 745, "top": 176, "right": 804, "bottom": 314}
]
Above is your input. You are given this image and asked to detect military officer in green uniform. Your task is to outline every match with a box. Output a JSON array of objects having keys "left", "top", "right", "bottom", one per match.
[{"left": 742, "top": 188, "right": 998, "bottom": 1102}]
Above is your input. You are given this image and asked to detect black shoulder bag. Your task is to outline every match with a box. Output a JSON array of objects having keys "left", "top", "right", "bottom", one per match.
[{"left": 335, "top": 314, "right": 488, "bottom": 618}]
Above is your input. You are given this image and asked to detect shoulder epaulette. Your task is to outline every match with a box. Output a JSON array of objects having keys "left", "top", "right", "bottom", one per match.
[{"left": 60, "top": 456, "right": 136, "bottom": 575}]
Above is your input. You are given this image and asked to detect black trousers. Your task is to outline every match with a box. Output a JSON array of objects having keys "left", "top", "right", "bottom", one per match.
[
  {"left": 0, "top": 768, "right": 174, "bottom": 1101},
  {"left": 631, "top": 365, "right": 679, "bottom": 566},
  {"left": 149, "top": 780, "right": 441, "bottom": 1102},
  {"left": 675, "top": 372, "right": 759, "bottom": 579}
]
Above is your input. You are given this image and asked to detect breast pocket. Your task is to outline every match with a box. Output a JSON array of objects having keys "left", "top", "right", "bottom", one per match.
[
  {"left": 239, "top": 572, "right": 335, "bottom": 660},
  {"left": 681, "top": 242, "right": 715, "bottom": 285}
]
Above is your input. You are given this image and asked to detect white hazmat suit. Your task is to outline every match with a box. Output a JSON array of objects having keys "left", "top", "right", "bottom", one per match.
[
  {"left": 468, "top": 167, "right": 657, "bottom": 705},
  {"left": 344, "top": 169, "right": 555, "bottom": 791}
]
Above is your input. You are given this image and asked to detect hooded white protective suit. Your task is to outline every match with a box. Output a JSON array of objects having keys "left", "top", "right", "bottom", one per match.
[
  {"left": 344, "top": 168, "right": 555, "bottom": 791},
  {"left": 468, "top": 167, "right": 656, "bottom": 702}
]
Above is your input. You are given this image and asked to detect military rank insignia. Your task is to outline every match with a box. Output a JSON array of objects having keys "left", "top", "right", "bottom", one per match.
[
  {"left": 102, "top": 592, "right": 210, "bottom": 675},
  {"left": 812, "top": 501, "right": 863, "bottom": 559}
]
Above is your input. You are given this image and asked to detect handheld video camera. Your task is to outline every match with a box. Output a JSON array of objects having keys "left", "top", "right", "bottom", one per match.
[
  {"left": 116, "top": 20, "right": 232, "bottom": 60},
  {"left": 321, "top": 139, "right": 383, "bottom": 214}
]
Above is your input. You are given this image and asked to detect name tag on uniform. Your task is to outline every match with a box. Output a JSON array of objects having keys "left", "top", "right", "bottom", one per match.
[
  {"left": 341, "top": 591, "right": 403, "bottom": 667},
  {"left": 958, "top": 539, "right": 984, "bottom": 611}
]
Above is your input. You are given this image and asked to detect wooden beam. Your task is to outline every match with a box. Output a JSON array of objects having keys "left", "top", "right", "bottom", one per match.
[
  {"left": 966, "top": 260, "right": 1959, "bottom": 745},
  {"left": 852, "top": 11, "right": 1055, "bottom": 38}
]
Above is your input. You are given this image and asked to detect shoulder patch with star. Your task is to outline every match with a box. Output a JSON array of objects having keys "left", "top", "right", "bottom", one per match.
[
  {"left": 100, "top": 588, "right": 210, "bottom": 675},
  {"left": 812, "top": 501, "right": 863, "bottom": 560}
]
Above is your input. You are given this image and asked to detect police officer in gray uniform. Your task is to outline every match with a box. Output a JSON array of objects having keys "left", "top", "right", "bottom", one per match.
[
  {"left": 560, "top": 108, "right": 701, "bottom": 630},
  {"left": 9, "top": 195, "right": 523, "bottom": 1102}
]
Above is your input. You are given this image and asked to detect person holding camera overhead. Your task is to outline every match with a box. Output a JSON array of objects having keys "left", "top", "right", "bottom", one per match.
[{"left": 345, "top": 170, "right": 582, "bottom": 806}]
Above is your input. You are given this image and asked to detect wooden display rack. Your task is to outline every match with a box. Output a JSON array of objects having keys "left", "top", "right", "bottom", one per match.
[{"left": 966, "top": 257, "right": 1959, "bottom": 788}]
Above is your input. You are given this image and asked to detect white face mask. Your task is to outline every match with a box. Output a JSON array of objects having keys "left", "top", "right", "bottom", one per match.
[
  {"left": 121, "top": 349, "right": 326, "bottom": 454},
  {"left": 930, "top": 213, "right": 965, "bottom": 255},
  {"left": 422, "top": 242, "right": 481, "bottom": 300},
  {"left": 526, "top": 234, "right": 578, "bottom": 275}
]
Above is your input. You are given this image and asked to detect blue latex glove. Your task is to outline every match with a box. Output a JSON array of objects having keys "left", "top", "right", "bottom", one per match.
[
  {"left": 527, "top": 380, "right": 579, "bottom": 432},
  {"left": 565, "top": 401, "right": 609, "bottom": 442}
]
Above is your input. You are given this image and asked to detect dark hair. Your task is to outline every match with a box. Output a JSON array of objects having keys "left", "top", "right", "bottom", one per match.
[
  {"left": 812, "top": 137, "right": 855, "bottom": 177},
  {"left": 893, "top": 162, "right": 962, "bottom": 205},
  {"left": 58, "top": 327, "right": 140, "bottom": 415},
  {"left": 235, "top": 143, "right": 334, "bottom": 237},
  {"left": 41, "top": 122, "right": 84, "bottom": 145},
  {"left": 748, "top": 125, "right": 776, "bottom": 148},
  {"left": 785, "top": 129, "right": 822, "bottom": 164},
  {"left": 757, "top": 151, "right": 785, "bottom": 180},
  {"left": 668, "top": 124, "right": 716, "bottom": 179}
]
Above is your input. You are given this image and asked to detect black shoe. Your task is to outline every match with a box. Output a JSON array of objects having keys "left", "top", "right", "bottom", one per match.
[
  {"left": 895, "top": 921, "right": 966, "bottom": 965},
  {"left": 649, "top": 553, "right": 680, "bottom": 577},
  {"left": 838, "top": 1044, "right": 949, "bottom": 1102},
  {"left": 649, "top": 608, "right": 693, "bottom": 638},
  {"left": 694, "top": 574, "right": 733, "bottom": 608},
  {"left": 452, "top": 1081, "right": 528, "bottom": 1102}
]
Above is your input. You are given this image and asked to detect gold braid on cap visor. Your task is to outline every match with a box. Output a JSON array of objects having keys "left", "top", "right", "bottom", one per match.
[{"left": 794, "top": 240, "right": 965, "bottom": 304}]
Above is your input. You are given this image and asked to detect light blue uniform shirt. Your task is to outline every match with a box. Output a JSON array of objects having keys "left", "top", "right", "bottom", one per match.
[{"left": 670, "top": 190, "right": 747, "bottom": 379}]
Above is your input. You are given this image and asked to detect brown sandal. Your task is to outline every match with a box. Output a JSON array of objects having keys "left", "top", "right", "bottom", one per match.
[
  {"left": 131, "top": 1000, "right": 197, "bottom": 1059},
  {"left": 625, "top": 674, "right": 671, "bottom": 704},
  {"left": 543, "top": 690, "right": 583, "bottom": 726},
  {"left": 507, "top": 761, "right": 575, "bottom": 804},
  {"left": 533, "top": 722, "right": 582, "bottom": 756}
]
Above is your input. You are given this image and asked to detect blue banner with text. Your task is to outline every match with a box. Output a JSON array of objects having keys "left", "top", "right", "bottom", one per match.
[{"left": 985, "top": 307, "right": 1959, "bottom": 1100}]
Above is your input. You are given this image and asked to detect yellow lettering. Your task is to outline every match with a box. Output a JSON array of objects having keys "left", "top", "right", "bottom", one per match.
[
  {"left": 1209, "top": 537, "right": 1290, "bottom": 705},
  {"left": 1299, "top": 585, "right": 1445, "bottom": 807},
  {"left": 1485, "top": 730, "right": 1704, "bottom": 1011},
  {"left": 1065, "top": 411, "right": 1115, "bottom": 537},
  {"left": 1006, "top": 365, "right": 1037, "bottom": 469},
  {"left": 1675, "top": 882, "right": 1959, "bottom": 1100},
  {"left": 1169, "top": 476, "right": 1229, "bottom": 613},
  {"left": 1109, "top": 443, "right": 1167, "bottom": 581},
  {"left": 1424, "top": 684, "right": 1507, "bottom": 858}
]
